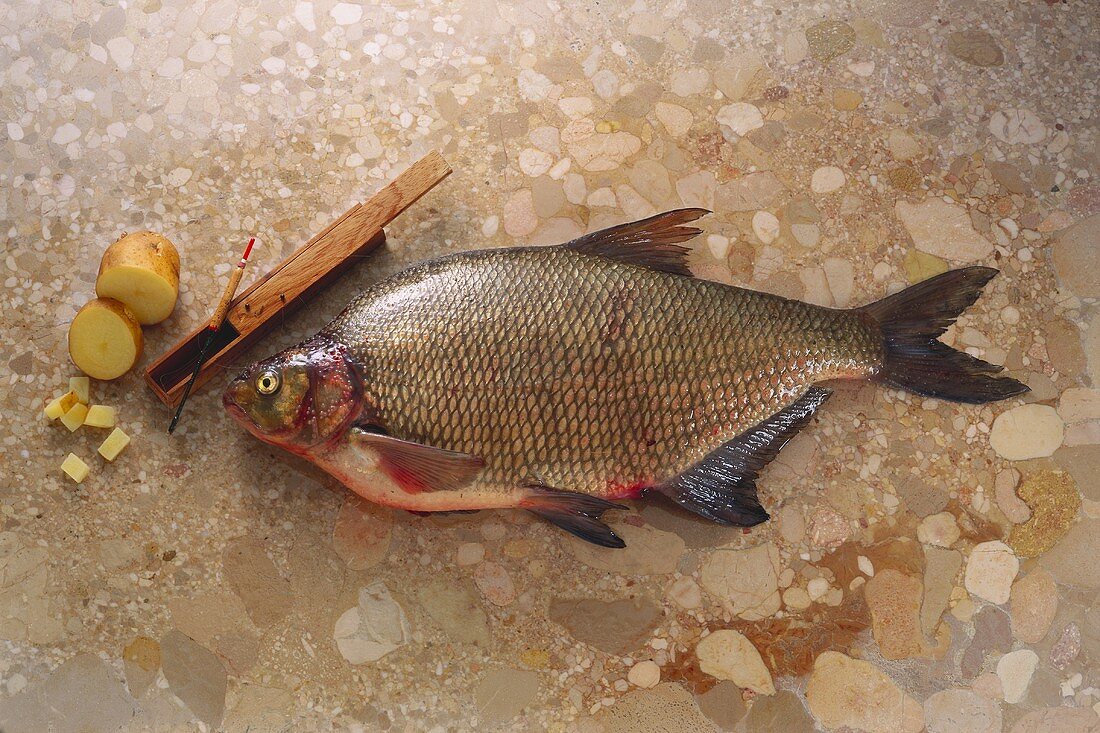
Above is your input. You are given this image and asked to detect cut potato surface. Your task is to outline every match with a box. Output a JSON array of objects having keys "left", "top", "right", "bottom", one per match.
[
  {"left": 84, "top": 404, "right": 117, "bottom": 428},
  {"left": 70, "top": 376, "right": 90, "bottom": 403},
  {"left": 60, "top": 402, "right": 89, "bottom": 432},
  {"left": 61, "top": 453, "right": 90, "bottom": 483},
  {"left": 45, "top": 391, "right": 78, "bottom": 419},
  {"left": 97, "top": 231, "right": 180, "bottom": 325},
  {"left": 68, "top": 298, "right": 143, "bottom": 380},
  {"left": 99, "top": 427, "right": 130, "bottom": 461}
]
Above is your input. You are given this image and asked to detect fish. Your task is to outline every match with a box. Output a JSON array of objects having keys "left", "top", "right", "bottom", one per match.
[{"left": 224, "top": 208, "right": 1027, "bottom": 548}]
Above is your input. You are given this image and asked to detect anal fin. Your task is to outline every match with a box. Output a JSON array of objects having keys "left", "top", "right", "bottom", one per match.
[
  {"left": 658, "top": 386, "right": 832, "bottom": 525},
  {"left": 520, "top": 485, "right": 628, "bottom": 548}
]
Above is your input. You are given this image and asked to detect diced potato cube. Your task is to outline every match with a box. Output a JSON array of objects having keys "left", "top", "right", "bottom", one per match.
[
  {"left": 61, "top": 453, "right": 90, "bottom": 483},
  {"left": 84, "top": 405, "right": 117, "bottom": 429},
  {"left": 60, "top": 402, "right": 89, "bottom": 432},
  {"left": 98, "top": 427, "right": 130, "bottom": 461},
  {"left": 70, "top": 376, "right": 90, "bottom": 404},
  {"left": 44, "top": 391, "right": 78, "bottom": 419}
]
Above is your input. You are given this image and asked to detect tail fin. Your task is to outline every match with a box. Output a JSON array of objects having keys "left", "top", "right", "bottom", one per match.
[{"left": 860, "top": 266, "right": 1028, "bottom": 404}]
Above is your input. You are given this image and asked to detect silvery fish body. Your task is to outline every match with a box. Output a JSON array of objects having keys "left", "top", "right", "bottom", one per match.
[{"left": 224, "top": 209, "right": 1027, "bottom": 547}]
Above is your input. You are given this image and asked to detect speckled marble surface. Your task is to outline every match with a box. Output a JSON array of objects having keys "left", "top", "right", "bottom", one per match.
[{"left": 2, "top": 1, "right": 1099, "bottom": 731}]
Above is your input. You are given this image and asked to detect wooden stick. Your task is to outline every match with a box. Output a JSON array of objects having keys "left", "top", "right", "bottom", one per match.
[
  {"left": 208, "top": 236, "right": 255, "bottom": 329},
  {"left": 144, "top": 151, "right": 451, "bottom": 408},
  {"left": 166, "top": 237, "right": 257, "bottom": 433}
]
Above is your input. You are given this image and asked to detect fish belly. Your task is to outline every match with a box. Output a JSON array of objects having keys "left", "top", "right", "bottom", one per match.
[
  {"left": 325, "top": 247, "right": 881, "bottom": 505},
  {"left": 315, "top": 439, "right": 531, "bottom": 511}
]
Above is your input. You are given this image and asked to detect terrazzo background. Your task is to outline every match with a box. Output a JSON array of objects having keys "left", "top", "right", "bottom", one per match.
[{"left": 2, "top": 0, "right": 1099, "bottom": 731}]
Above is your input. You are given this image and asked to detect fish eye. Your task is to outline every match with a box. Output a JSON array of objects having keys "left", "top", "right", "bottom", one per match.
[{"left": 256, "top": 369, "right": 281, "bottom": 395}]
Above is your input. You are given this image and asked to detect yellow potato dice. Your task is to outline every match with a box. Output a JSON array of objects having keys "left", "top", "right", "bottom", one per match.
[
  {"left": 84, "top": 405, "right": 117, "bottom": 429},
  {"left": 98, "top": 427, "right": 130, "bottom": 461},
  {"left": 70, "top": 376, "right": 90, "bottom": 404},
  {"left": 61, "top": 453, "right": 90, "bottom": 483},
  {"left": 60, "top": 402, "right": 89, "bottom": 432},
  {"left": 44, "top": 391, "right": 78, "bottom": 419}
]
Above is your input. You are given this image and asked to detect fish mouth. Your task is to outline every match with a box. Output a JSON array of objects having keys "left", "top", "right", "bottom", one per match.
[
  {"left": 222, "top": 393, "right": 246, "bottom": 421},
  {"left": 222, "top": 382, "right": 251, "bottom": 425},
  {"left": 222, "top": 386, "right": 280, "bottom": 446}
]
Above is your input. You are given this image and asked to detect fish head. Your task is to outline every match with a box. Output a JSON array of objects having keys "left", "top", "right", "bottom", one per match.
[{"left": 223, "top": 335, "right": 363, "bottom": 453}]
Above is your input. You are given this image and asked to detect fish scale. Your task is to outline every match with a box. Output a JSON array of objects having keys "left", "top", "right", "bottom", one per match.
[{"left": 325, "top": 245, "right": 880, "bottom": 498}]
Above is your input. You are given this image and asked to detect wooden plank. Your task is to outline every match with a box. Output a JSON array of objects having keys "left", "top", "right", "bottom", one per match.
[{"left": 144, "top": 151, "right": 451, "bottom": 408}]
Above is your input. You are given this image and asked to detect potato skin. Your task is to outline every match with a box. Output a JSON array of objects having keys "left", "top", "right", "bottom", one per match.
[
  {"left": 96, "top": 231, "right": 180, "bottom": 324},
  {"left": 68, "top": 297, "right": 144, "bottom": 380}
]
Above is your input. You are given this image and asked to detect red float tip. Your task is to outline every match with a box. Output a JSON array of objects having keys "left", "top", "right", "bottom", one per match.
[{"left": 242, "top": 237, "right": 256, "bottom": 261}]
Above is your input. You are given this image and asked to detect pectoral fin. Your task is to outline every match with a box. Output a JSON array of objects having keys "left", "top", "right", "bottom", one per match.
[
  {"left": 658, "top": 386, "right": 832, "bottom": 525},
  {"left": 520, "top": 484, "right": 628, "bottom": 548},
  {"left": 350, "top": 429, "right": 485, "bottom": 494}
]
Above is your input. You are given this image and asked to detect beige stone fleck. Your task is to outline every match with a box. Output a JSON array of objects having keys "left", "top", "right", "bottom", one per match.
[
  {"left": 558, "top": 96, "right": 594, "bottom": 119},
  {"left": 988, "top": 108, "right": 1047, "bottom": 144},
  {"left": 222, "top": 536, "right": 293, "bottom": 628},
  {"left": 503, "top": 190, "right": 538, "bottom": 237},
  {"left": 332, "top": 498, "right": 392, "bottom": 570},
  {"left": 806, "top": 651, "right": 923, "bottom": 733},
  {"left": 668, "top": 576, "right": 701, "bottom": 609},
  {"left": 810, "top": 165, "right": 846, "bottom": 193},
  {"left": 917, "top": 512, "right": 961, "bottom": 547},
  {"left": 473, "top": 561, "right": 516, "bottom": 606},
  {"left": 569, "top": 522, "right": 684, "bottom": 575},
  {"left": 713, "top": 52, "right": 765, "bottom": 100},
  {"left": 696, "top": 629, "right": 775, "bottom": 695},
  {"left": 896, "top": 199, "right": 994, "bottom": 262},
  {"left": 518, "top": 148, "right": 554, "bottom": 177},
  {"left": 823, "top": 257, "right": 855, "bottom": 307},
  {"left": 716, "top": 102, "right": 764, "bottom": 137},
  {"left": 654, "top": 102, "right": 692, "bottom": 137},
  {"left": 670, "top": 66, "right": 709, "bottom": 96},
  {"left": 990, "top": 404, "right": 1065, "bottom": 460},
  {"left": 996, "top": 649, "right": 1038, "bottom": 703},
  {"left": 1059, "top": 388, "right": 1100, "bottom": 424},
  {"left": 627, "top": 660, "right": 661, "bottom": 689},
  {"left": 333, "top": 582, "right": 410, "bottom": 664},
  {"left": 474, "top": 667, "right": 539, "bottom": 723},
  {"left": 1052, "top": 214, "right": 1099, "bottom": 298},
  {"left": 865, "top": 569, "right": 928, "bottom": 660},
  {"left": 751, "top": 211, "right": 780, "bottom": 244},
  {"left": 887, "top": 129, "right": 922, "bottom": 161},
  {"left": 1010, "top": 569, "right": 1058, "bottom": 643},
  {"left": 964, "top": 540, "right": 1019, "bottom": 605},
  {"left": 923, "top": 688, "right": 1002, "bottom": 733},
  {"left": 567, "top": 131, "right": 642, "bottom": 172},
  {"left": 783, "top": 31, "right": 809, "bottom": 64},
  {"left": 700, "top": 542, "right": 782, "bottom": 620}
]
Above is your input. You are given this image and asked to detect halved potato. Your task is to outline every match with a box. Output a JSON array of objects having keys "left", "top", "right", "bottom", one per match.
[
  {"left": 96, "top": 231, "right": 180, "bottom": 325},
  {"left": 68, "top": 298, "right": 144, "bottom": 380}
]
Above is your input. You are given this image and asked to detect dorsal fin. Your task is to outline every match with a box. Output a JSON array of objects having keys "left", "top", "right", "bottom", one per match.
[{"left": 560, "top": 208, "right": 709, "bottom": 276}]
